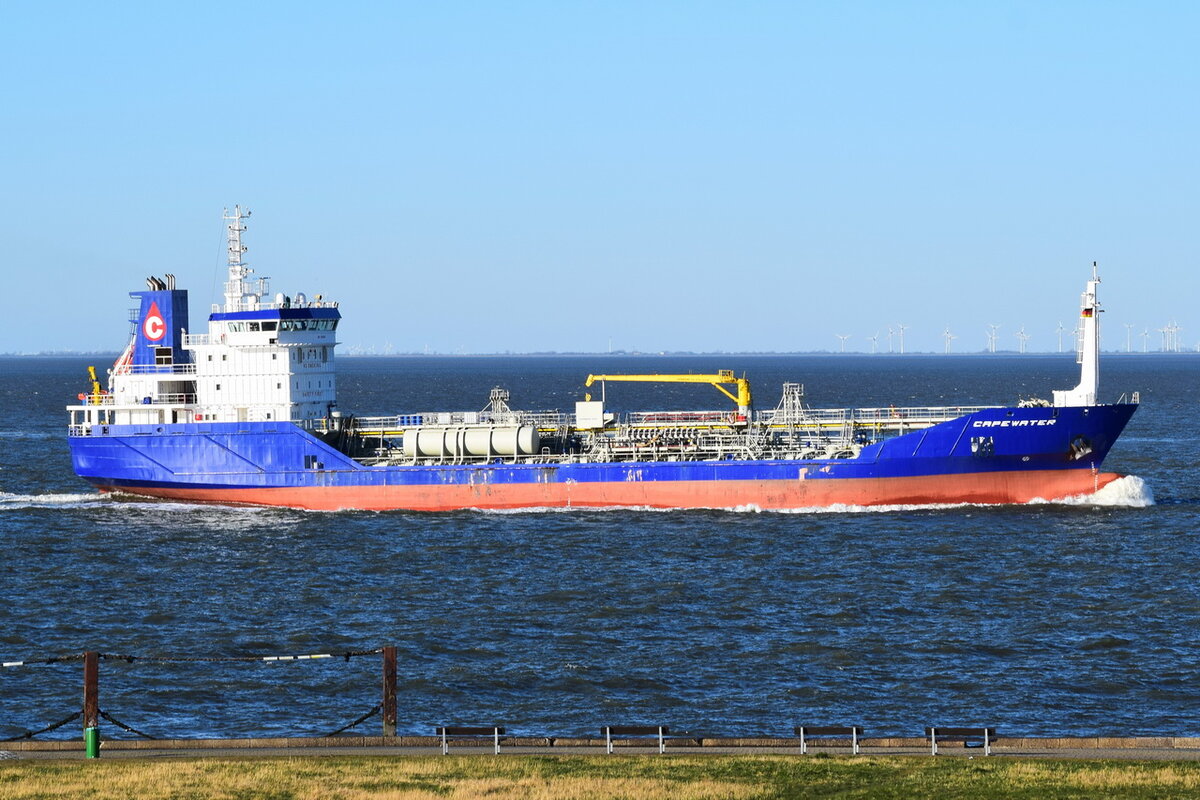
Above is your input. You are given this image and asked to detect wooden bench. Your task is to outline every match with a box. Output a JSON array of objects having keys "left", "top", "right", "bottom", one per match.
[
  {"left": 601, "top": 725, "right": 669, "bottom": 754},
  {"left": 435, "top": 726, "right": 506, "bottom": 755},
  {"left": 926, "top": 726, "right": 997, "bottom": 756},
  {"left": 793, "top": 725, "right": 863, "bottom": 755}
]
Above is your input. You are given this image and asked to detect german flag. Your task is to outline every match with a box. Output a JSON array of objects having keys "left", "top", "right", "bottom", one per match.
[{"left": 1081, "top": 308, "right": 1094, "bottom": 318}]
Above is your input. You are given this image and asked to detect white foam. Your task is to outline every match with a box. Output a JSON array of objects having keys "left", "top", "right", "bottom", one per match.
[
  {"left": 768, "top": 501, "right": 979, "bottom": 514},
  {"left": 1035, "top": 474, "right": 1155, "bottom": 508},
  {"left": 0, "top": 491, "right": 110, "bottom": 510},
  {"left": 0, "top": 490, "right": 285, "bottom": 516}
]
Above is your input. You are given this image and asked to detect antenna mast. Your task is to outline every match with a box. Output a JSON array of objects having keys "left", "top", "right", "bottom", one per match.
[{"left": 222, "top": 205, "right": 261, "bottom": 312}]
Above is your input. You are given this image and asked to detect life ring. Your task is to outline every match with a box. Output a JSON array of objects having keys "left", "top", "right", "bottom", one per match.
[{"left": 194, "top": 413, "right": 203, "bottom": 421}]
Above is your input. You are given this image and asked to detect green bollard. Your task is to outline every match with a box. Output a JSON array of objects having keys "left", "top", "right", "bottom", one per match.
[{"left": 84, "top": 726, "right": 100, "bottom": 759}]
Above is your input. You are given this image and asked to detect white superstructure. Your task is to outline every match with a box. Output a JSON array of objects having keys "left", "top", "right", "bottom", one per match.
[{"left": 67, "top": 206, "right": 341, "bottom": 430}]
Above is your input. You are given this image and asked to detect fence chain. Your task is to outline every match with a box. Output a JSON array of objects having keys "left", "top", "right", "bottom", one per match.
[
  {"left": 97, "top": 649, "right": 383, "bottom": 664},
  {"left": 1, "top": 654, "right": 86, "bottom": 668},
  {"left": 3, "top": 648, "right": 389, "bottom": 741},
  {"left": 97, "top": 709, "right": 158, "bottom": 740},
  {"left": 325, "top": 703, "right": 382, "bottom": 737},
  {"left": 2, "top": 711, "right": 81, "bottom": 741}
]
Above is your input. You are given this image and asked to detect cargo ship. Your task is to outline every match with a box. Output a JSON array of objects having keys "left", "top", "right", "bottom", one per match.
[{"left": 67, "top": 208, "right": 1138, "bottom": 511}]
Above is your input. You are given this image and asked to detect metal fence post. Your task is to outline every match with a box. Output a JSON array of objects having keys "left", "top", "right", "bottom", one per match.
[
  {"left": 83, "top": 651, "right": 99, "bottom": 757},
  {"left": 82, "top": 651, "right": 99, "bottom": 731},
  {"left": 382, "top": 645, "right": 397, "bottom": 737}
]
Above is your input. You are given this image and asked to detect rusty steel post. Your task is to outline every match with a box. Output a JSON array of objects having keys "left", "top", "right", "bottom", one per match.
[
  {"left": 382, "top": 646, "right": 397, "bottom": 737},
  {"left": 82, "top": 651, "right": 99, "bottom": 732}
]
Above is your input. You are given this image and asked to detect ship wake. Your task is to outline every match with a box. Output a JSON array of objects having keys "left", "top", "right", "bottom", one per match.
[{"left": 0, "top": 491, "right": 113, "bottom": 510}]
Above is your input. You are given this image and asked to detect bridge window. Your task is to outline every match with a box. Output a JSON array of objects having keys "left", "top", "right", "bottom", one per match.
[{"left": 155, "top": 347, "right": 172, "bottom": 365}]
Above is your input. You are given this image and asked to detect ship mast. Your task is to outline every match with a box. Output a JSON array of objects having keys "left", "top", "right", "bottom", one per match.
[
  {"left": 223, "top": 205, "right": 252, "bottom": 312},
  {"left": 1053, "top": 263, "right": 1101, "bottom": 407}
]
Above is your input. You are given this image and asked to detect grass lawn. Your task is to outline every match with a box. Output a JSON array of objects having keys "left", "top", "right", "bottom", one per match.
[{"left": 5, "top": 754, "right": 1200, "bottom": 799}]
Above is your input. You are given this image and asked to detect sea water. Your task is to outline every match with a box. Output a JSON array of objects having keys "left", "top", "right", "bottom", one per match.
[{"left": 0, "top": 354, "right": 1194, "bottom": 740}]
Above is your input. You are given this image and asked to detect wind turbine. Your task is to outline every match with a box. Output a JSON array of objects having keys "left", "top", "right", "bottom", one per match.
[
  {"left": 867, "top": 332, "right": 879, "bottom": 354},
  {"left": 896, "top": 323, "right": 909, "bottom": 354},
  {"left": 835, "top": 334, "right": 851, "bottom": 353},
  {"left": 987, "top": 324, "right": 1001, "bottom": 353},
  {"left": 1124, "top": 323, "right": 1134, "bottom": 353},
  {"left": 1056, "top": 321, "right": 1065, "bottom": 353},
  {"left": 1141, "top": 328, "right": 1150, "bottom": 353},
  {"left": 1015, "top": 327, "right": 1030, "bottom": 354},
  {"left": 886, "top": 326, "right": 894, "bottom": 354},
  {"left": 942, "top": 327, "right": 956, "bottom": 354}
]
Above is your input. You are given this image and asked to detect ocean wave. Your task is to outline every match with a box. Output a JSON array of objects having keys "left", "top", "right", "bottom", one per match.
[{"left": 0, "top": 431, "right": 62, "bottom": 440}]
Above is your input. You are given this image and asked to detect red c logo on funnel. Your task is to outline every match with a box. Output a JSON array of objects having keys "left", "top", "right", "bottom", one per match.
[{"left": 143, "top": 301, "right": 166, "bottom": 341}]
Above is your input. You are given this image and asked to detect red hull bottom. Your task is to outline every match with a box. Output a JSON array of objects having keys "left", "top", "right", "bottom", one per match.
[{"left": 96, "top": 469, "right": 1123, "bottom": 512}]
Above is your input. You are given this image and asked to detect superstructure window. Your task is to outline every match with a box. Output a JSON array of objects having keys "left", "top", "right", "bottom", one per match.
[
  {"left": 278, "top": 318, "right": 339, "bottom": 331},
  {"left": 154, "top": 347, "right": 172, "bottom": 365}
]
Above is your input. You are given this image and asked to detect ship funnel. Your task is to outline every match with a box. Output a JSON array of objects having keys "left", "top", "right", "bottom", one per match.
[{"left": 1053, "top": 264, "right": 1101, "bottom": 407}]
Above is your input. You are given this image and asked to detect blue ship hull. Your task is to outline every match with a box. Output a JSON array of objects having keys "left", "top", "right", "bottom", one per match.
[{"left": 68, "top": 403, "right": 1138, "bottom": 511}]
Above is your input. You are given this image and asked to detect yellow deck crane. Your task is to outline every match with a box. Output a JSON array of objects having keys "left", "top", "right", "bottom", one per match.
[
  {"left": 584, "top": 369, "right": 753, "bottom": 417},
  {"left": 85, "top": 366, "right": 104, "bottom": 404}
]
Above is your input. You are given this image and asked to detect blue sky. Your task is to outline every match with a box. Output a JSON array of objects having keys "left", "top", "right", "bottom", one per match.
[{"left": 3, "top": 1, "right": 1196, "bottom": 353}]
